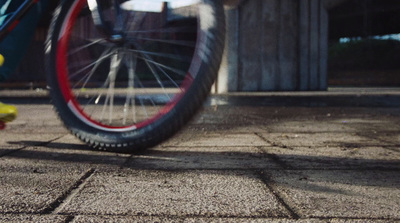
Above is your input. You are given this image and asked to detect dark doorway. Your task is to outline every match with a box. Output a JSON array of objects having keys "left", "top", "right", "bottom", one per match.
[{"left": 328, "top": 0, "right": 400, "bottom": 86}]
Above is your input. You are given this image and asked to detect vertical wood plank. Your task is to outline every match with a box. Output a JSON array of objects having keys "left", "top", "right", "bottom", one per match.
[
  {"left": 309, "top": 0, "right": 320, "bottom": 90},
  {"left": 260, "top": 0, "right": 279, "bottom": 91},
  {"left": 233, "top": 0, "right": 329, "bottom": 92},
  {"left": 319, "top": 1, "right": 329, "bottom": 90},
  {"left": 217, "top": 8, "right": 239, "bottom": 93},
  {"left": 299, "top": 0, "right": 310, "bottom": 90},
  {"left": 278, "top": 0, "right": 298, "bottom": 90},
  {"left": 227, "top": 8, "right": 240, "bottom": 92},
  {"left": 239, "top": 0, "right": 262, "bottom": 91}
]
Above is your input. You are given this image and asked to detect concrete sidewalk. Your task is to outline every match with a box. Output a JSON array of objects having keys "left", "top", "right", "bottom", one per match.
[{"left": 0, "top": 88, "right": 399, "bottom": 222}]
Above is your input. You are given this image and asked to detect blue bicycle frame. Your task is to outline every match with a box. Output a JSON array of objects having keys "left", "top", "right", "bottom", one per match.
[
  {"left": 0, "top": 0, "right": 37, "bottom": 42},
  {"left": 0, "top": 0, "right": 116, "bottom": 42}
]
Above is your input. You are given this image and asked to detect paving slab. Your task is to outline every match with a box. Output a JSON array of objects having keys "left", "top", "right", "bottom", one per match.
[
  {"left": 41, "top": 134, "right": 131, "bottom": 170},
  {"left": 336, "top": 119, "right": 400, "bottom": 140},
  {"left": 183, "top": 122, "right": 269, "bottom": 135},
  {"left": 193, "top": 106, "right": 279, "bottom": 125},
  {"left": 264, "top": 120, "right": 355, "bottom": 134},
  {"left": 164, "top": 132, "right": 269, "bottom": 147},
  {"left": 72, "top": 215, "right": 178, "bottom": 222},
  {"left": 126, "top": 146, "right": 280, "bottom": 170},
  {"left": 0, "top": 214, "right": 67, "bottom": 223},
  {"left": 5, "top": 104, "right": 66, "bottom": 134},
  {"left": 0, "top": 156, "right": 90, "bottom": 214},
  {"left": 72, "top": 216, "right": 354, "bottom": 222},
  {"left": 371, "top": 131, "right": 400, "bottom": 145},
  {"left": 1, "top": 89, "right": 400, "bottom": 222},
  {"left": 261, "top": 146, "right": 400, "bottom": 170},
  {"left": 0, "top": 134, "right": 130, "bottom": 214},
  {"left": 267, "top": 170, "right": 400, "bottom": 219},
  {"left": 2, "top": 138, "right": 131, "bottom": 171},
  {"left": 259, "top": 116, "right": 400, "bottom": 148},
  {"left": 184, "top": 218, "right": 395, "bottom": 223},
  {"left": 0, "top": 133, "right": 64, "bottom": 155},
  {"left": 259, "top": 132, "right": 382, "bottom": 148},
  {"left": 6, "top": 104, "right": 60, "bottom": 124},
  {"left": 59, "top": 170, "right": 290, "bottom": 218}
]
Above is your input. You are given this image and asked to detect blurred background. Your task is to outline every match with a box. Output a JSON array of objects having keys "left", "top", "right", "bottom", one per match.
[{"left": 4, "top": 0, "right": 400, "bottom": 91}]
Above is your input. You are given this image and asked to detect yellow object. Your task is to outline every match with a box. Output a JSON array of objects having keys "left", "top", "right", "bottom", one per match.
[
  {"left": 0, "top": 102, "right": 17, "bottom": 123},
  {"left": 0, "top": 54, "right": 4, "bottom": 67}
]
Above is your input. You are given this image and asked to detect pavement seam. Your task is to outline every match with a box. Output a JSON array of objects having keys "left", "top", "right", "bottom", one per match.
[
  {"left": 257, "top": 170, "right": 301, "bottom": 220},
  {"left": 356, "top": 132, "right": 400, "bottom": 153},
  {"left": 308, "top": 216, "right": 400, "bottom": 222},
  {"left": 41, "top": 168, "right": 96, "bottom": 215},
  {"left": 251, "top": 133, "right": 302, "bottom": 219},
  {"left": 2, "top": 213, "right": 399, "bottom": 221},
  {"left": 254, "top": 133, "right": 294, "bottom": 169},
  {"left": 73, "top": 213, "right": 294, "bottom": 220}
]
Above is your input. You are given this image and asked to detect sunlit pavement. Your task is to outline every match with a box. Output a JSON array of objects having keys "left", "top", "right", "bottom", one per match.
[{"left": 0, "top": 88, "right": 399, "bottom": 222}]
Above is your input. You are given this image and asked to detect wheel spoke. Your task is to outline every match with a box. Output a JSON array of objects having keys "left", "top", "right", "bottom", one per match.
[
  {"left": 100, "top": 51, "right": 124, "bottom": 124},
  {"left": 54, "top": 0, "right": 219, "bottom": 131},
  {"left": 126, "top": 48, "right": 192, "bottom": 62},
  {"left": 72, "top": 47, "right": 115, "bottom": 90},
  {"left": 132, "top": 36, "right": 196, "bottom": 48},
  {"left": 49, "top": 0, "right": 225, "bottom": 151},
  {"left": 68, "top": 38, "right": 109, "bottom": 56},
  {"left": 138, "top": 54, "right": 187, "bottom": 79},
  {"left": 123, "top": 52, "right": 138, "bottom": 124},
  {"left": 69, "top": 49, "right": 115, "bottom": 80}
]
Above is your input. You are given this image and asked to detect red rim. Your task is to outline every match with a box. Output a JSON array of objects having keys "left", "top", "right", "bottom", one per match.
[{"left": 55, "top": 0, "right": 195, "bottom": 132}]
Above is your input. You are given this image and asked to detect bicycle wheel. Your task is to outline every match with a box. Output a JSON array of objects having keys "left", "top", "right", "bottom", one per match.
[{"left": 46, "top": 0, "right": 225, "bottom": 152}]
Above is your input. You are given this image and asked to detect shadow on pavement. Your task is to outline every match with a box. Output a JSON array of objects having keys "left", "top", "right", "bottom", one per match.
[{"left": 2, "top": 141, "right": 399, "bottom": 190}]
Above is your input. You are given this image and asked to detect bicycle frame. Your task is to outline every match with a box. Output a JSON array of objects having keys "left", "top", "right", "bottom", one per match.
[
  {"left": 0, "top": 0, "right": 38, "bottom": 42},
  {"left": 0, "top": 0, "right": 119, "bottom": 42}
]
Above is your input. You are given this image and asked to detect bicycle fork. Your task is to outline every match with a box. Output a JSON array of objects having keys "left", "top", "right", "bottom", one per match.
[{"left": 86, "top": 0, "right": 125, "bottom": 42}]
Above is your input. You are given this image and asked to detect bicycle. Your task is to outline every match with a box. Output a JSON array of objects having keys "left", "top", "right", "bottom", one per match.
[{"left": 0, "top": 0, "right": 226, "bottom": 152}]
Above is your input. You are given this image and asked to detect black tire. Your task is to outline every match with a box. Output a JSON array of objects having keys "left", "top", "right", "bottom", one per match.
[{"left": 46, "top": 0, "right": 225, "bottom": 152}]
